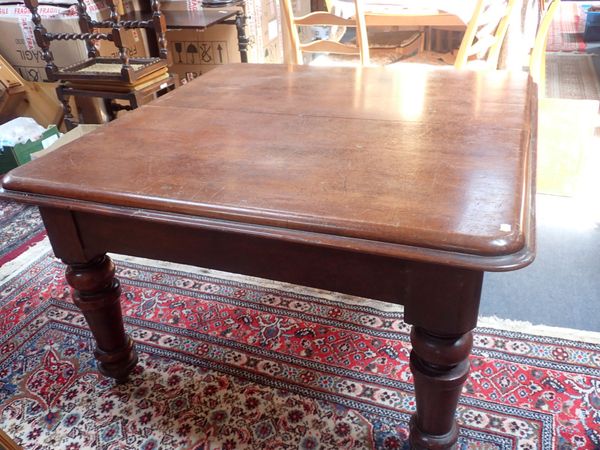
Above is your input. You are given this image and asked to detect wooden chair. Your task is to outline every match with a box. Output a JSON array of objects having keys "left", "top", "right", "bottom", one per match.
[
  {"left": 393, "top": 0, "right": 518, "bottom": 70},
  {"left": 281, "top": 0, "right": 370, "bottom": 65},
  {"left": 529, "top": 0, "right": 598, "bottom": 197},
  {"left": 23, "top": 0, "right": 176, "bottom": 129},
  {"left": 529, "top": 0, "right": 561, "bottom": 97}
]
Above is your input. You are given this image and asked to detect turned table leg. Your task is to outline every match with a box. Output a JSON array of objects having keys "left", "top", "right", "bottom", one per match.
[
  {"left": 65, "top": 255, "right": 138, "bottom": 381},
  {"left": 409, "top": 326, "right": 473, "bottom": 449}
]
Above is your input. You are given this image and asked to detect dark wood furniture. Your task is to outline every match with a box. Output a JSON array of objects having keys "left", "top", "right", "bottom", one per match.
[
  {"left": 23, "top": 0, "right": 174, "bottom": 129},
  {"left": 0, "top": 64, "right": 536, "bottom": 449},
  {"left": 122, "top": 8, "right": 249, "bottom": 63},
  {"left": 0, "top": 429, "right": 21, "bottom": 450},
  {"left": 56, "top": 74, "right": 177, "bottom": 126}
]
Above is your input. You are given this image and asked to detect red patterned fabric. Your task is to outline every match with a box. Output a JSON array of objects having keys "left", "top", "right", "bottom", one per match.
[
  {"left": 0, "top": 250, "right": 599, "bottom": 449},
  {"left": 0, "top": 200, "right": 46, "bottom": 266},
  {"left": 546, "top": 2, "right": 586, "bottom": 52}
]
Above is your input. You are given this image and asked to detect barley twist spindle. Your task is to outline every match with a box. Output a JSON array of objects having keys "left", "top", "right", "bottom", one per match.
[
  {"left": 76, "top": 0, "right": 99, "bottom": 57},
  {"left": 151, "top": 0, "right": 168, "bottom": 59},
  {"left": 24, "top": 0, "right": 57, "bottom": 77}
]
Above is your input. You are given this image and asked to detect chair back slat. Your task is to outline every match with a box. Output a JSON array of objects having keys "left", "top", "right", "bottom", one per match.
[
  {"left": 281, "top": 0, "right": 370, "bottom": 65},
  {"left": 455, "top": 0, "right": 517, "bottom": 69},
  {"left": 530, "top": 0, "right": 561, "bottom": 96},
  {"left": 301, "top": 40, "right": 365, "bottom": 54},
  {"left": 295, "top": 12, "right": 357, "bottom": 26}
]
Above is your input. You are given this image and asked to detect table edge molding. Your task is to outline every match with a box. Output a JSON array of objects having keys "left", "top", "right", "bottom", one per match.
[{"left": 0, "top": 188, "right": 535, "bottom": 272}]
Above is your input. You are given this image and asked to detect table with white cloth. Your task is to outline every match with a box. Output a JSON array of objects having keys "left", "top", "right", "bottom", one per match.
[{"left": 329, "top": 0, "right": 477, "bottom": 27}]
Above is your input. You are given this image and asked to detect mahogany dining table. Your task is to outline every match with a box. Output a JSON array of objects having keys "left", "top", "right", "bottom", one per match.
[{"left": 0, "top": 63, "right": 536, "bottom": 449}]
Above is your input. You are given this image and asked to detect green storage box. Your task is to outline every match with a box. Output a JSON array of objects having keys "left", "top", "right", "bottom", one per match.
[{"left": 0, "top": 125, "right": 60, "bottom": 174}]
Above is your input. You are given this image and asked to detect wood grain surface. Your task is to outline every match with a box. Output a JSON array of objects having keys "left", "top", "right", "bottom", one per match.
[{"left": 1, "top": 64, "right": 536, "bottom": 262}]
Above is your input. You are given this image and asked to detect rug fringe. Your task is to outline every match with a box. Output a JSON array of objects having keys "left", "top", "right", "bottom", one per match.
[
  {"left": 0, "top": 238, "right": 52, "bottom": 284},
  {"left": 477, "top": 315, "right": 600, "bottom": 344}
]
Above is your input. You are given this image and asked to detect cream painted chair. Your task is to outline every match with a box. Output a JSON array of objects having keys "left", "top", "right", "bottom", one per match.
[
  {"left": 392, "top": 0, "right": 518, "bottom": 70},
  {"left": 532, "top": 0, "right": 600, "bottom": 197},
  {"left": 281, "top": 0, "right": 425, "bottom": 66},
  {"left": 529, "top": 0, "right": 561, "bottom": 96},
  {"left": 281, "top": 0, "right": 371, "bottom": 65}
]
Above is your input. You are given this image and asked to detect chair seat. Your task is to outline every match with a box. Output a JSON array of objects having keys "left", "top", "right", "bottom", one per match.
[
  {"left": 391, "top": 51, "right": 496, "bottom": 70},
  {"left": 65, "top": 68, "right": 171, "bottom": 93},
  {"left": 309, "top": 47, "right": 415, "bottom": 66},
  {"left": 395, "top": 50, "right": 456, "bottom": 66},
  {"left": 310, "top": 37, "right": 422, "bottom": 67},
  {"left": 56, "top": 57, "right": 167, "bottom": 84},
  {"left": 366, "top": 30, "right": 423, "bottom": 49},
  {"left": 336, "top": 30, "right": 423, "bottom": 66}
]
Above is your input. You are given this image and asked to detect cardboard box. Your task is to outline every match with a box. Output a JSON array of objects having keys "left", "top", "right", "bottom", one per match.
[
  {"left": 158, "top": 0, "right": 203, "bottom": 11},
  {"left": 0, "top": 0, "right": 112, "bottom": 81},
  {"left": 167, "top": 0, "right": 284, "bottom": 81},
  {"left": 121, "top": 0, "right": 145, "bottom": 13},
  {"left": 31, "top": 123, "right": 101, "bottom": 159},
  {"left": 167, "top": 25, "right": 240, "bottom": 82},
  {"left": 96, "top": 28, "right": 150, "bottom": 60},
  {"left": 0, "top": 124, "right": 60, "bottom": 173}
]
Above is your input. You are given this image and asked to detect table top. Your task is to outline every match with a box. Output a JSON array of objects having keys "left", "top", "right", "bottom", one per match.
[
  {"left": 1, "top": 64, "right": 536, "bottom": 270},
  {"left": 122, "top": 8, "right": 238, "bottom": 29}
]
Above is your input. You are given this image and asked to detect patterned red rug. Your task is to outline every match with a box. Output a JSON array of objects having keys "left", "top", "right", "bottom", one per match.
[
  {"left": 547, "top": 2, "right": 586, "bottom": 52},
  {"left": 0, "top": 200, "right": 46, "bottom": 266},
  {"left": 0, "top": 242, "right": 599, "bottom": 449}
]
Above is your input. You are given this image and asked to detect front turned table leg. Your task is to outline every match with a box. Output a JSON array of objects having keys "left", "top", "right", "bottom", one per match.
[
  {"left": 409, "top": 326, "right": 473, "bottom": 449},
  {"left": 65, "top": 255, "right": 138, "bottom": 382}
]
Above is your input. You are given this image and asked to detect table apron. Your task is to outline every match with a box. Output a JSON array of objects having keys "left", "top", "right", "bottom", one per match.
[{"left": 40, "top": 207, "right": 484, "bottom": 335}]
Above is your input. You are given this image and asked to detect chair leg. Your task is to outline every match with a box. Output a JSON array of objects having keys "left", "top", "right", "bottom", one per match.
[
  {"left": 129, "top": 92, "right": 140, "bottom": 110},
  {"left": 103, "top": 98, "right": 119, "bottom": 121},
  {"left": 235, "top": 11, "right": 249, "bottom": 63},
  {"left": 56, "top": 86, "right": 76, "bottom": 130}
]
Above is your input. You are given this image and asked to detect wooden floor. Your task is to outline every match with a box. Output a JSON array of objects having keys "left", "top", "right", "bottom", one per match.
[{"left": 0, "top": 429, "right": 20, "bottom": 450}]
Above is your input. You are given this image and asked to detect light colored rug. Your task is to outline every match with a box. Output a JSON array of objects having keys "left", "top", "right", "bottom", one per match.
[
  {"left": 542, "top": 53, "right": 600, "bottom": 199},
  {"left": 545, "top": 53, "right": 600, "bottom": 99}
]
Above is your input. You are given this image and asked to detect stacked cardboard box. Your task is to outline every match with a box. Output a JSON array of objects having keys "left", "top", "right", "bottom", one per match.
[
  {"left": 0, "top": 0, "right": 286, "bottom": 86},
  {"left": 163, "top": 0, "right": 284, "bottom": 83}
]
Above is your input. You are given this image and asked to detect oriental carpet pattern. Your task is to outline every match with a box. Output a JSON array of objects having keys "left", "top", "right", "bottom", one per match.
[
  {"left": 546, "top": 53, "right": 600, "bottom": 100},
  {"left": 0, "top": 200, "right": 45, "bottom": 266},
  {"left": 0, "top": 241, "right": 599, "bottom": 450},
  {"left": 546, "top": 2, "right": 586, "bottom": 53}
]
